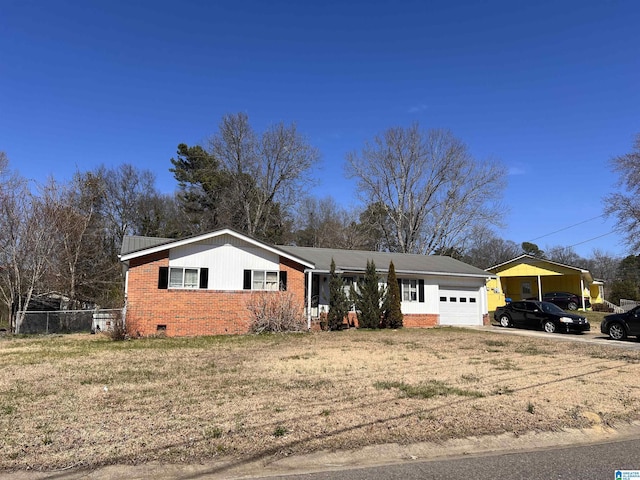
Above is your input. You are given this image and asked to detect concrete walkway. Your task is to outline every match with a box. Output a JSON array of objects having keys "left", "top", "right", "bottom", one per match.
[{"left": 466, "top": 324, "right": 640, "bottom": 350}]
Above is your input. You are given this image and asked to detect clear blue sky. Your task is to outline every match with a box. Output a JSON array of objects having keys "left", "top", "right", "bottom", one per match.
[{"left": 1, "top": 0, "right": 638, "bottom": 258}]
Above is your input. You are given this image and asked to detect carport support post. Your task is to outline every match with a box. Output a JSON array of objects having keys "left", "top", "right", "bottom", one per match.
[
  {"left": 306, "top": 270, "right": 312, "bottom": 330},
  {"left": 537, "top": 275, "right": 542, "bottom": 301},
  {"left": 580, "top": 277, "right": 585, "bottom": 310}
]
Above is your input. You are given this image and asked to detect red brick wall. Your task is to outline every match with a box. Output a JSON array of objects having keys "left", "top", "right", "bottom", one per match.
[
  {"left": 280, "top": 256, "right": 305, "bottom": 301},
  {"left": 125, "top": 252, "right": 306, "bottom": 337},
  {"left": 343, "top": 312, "right": 439, "bottom": 329},
  {"left": 403, "top": 314, "right": 439, "bottom": 328}
]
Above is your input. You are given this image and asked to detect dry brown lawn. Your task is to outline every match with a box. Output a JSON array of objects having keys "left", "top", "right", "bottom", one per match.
[{"left": 1, "top": 327, "right": 640, "bottom": 472}]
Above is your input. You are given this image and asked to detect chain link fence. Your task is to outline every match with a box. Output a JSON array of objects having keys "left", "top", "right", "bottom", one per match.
[{"left": 14, "top": 308, "right": 124, "bottom": 335}]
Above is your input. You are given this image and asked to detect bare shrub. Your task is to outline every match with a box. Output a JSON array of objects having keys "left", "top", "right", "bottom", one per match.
[
  {"left": 105, "top": 315, "right": 128, "bottom": 341},
  {"left": 246, "top": 291, "right": 307, "bottom": 333}
]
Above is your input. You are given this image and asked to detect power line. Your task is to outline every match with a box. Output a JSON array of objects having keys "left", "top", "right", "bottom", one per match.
[
  {"left": 527, "top": 214, "right": 606, "bottom": 242},
  {"left": 567, "top": 231, "right": 616, "bottom": 249}
]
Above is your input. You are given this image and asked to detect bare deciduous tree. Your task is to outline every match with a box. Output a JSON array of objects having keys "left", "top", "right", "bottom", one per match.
[
  {"left": 605, "top": 133, "right": 640, "bottom": 252},
  {"left": 346, "top": 124, "right": 505, "bottom": 255},
  {"left": 99, "top": 164, "right": 157, "bottom": 248},
  {"left": 211, "top": 113, "right": 319, "bottom": 241},
  {"left": 0, "top": 163, "right": 58, "bottom": 332},
  {"left": 135, "top": 192, "right": 186, "bottom": 239},
  {"left": 40, "top": 178, "right": 93, "bottom": 309},
  {"left": 583, "top": 249, "right": 620, "bottom": 284},
  {"left": 461, "top": 225, "right": 521, "bottom": 269},
  {"left": 42, "top": 174, "right": 123, "bottom": 309},
  {"left": 294, "top": 196, "right": 356, "bottom": 248},
  {"left": 544, "top": 245, "right": 585, "bottom": 267}
]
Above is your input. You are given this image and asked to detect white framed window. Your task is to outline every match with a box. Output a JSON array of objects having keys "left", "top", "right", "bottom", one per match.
[
  {"left": 169, "top": 267, "right": 199, "bottom": 288},
  {"left": 402, "top": 279, "right": 418, "bottom": 302},
  {"left": 252, "top": 270, "right": 280, "bottom": 291}
]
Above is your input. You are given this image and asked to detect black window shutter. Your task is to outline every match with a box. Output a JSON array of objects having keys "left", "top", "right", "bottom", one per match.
[
  {"left": 243, "top": 270, "right": 252, "bottom": 290},
  {"left": 280, "top": 271, "right": 287, "bottom": 291},
  {"left": 397, "top": 279, "right": 402, "bottom": 297},
  {"left": 199, "top": 268, "right": 209, "bottom": 289},
  {"left": 418, "top": 279, "right": 425, "bottom": 302},
  {"left": 158, "top": 267, "right": 169, "bottom": 289}
]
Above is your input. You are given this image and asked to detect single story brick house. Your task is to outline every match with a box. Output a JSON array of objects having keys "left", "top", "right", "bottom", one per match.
[{"left": 119, "top": 228, "right": 495, "bottom": 337}]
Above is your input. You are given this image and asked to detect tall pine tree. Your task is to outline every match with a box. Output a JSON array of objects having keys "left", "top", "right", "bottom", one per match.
[
  {"left": 382, "top": 261, "right": 403, "bottom": 329},
  {"left": 351, "top": 260, "right": 383, "bottom": 329},
  {"left": 327, "top": 258, "right": 350, "bottom": 330}
]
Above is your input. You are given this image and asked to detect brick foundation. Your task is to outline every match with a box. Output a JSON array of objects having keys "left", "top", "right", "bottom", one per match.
[
  {"left": 320, "top": 312, "right": 439, "bottom": 330},
  {"left": 403, "top": 314, "right": 439, "bottom": 328}
]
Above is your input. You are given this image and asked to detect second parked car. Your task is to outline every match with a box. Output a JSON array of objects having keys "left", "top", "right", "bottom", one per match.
[
  {"left": 495, "top": 300, "right": 590, "bottom": 333},
  {"left": 542, "top": 291, "right": 591, "bottom": 310},
  {"left": 600, "top": 305, "right": 640, "bottom": 340}
]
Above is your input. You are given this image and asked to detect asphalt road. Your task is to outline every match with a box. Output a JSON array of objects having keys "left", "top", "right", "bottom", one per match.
[{"left": 265, "top": 437, "right": 640, "bottom": 480}]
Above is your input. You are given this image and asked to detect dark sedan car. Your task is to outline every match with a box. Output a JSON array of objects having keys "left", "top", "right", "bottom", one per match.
[
  {"left": 494, "top": 300, "right": 590, "bottom": 334},
  {"left": 542, "top": 291, "right": 590, "bottom": 310},
  {"left": 600, "top": 305, "right": 640, "bottom": 340}
]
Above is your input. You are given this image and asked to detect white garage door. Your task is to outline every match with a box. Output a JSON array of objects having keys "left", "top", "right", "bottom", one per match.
[{"left": 439, "top": 288, "right": 481, "bottom": 326}]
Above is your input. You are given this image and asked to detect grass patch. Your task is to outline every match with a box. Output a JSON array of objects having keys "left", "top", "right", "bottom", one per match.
[
  {"left": 483, "top": 339, "right": 509, "bottom": 347},
  {"left": 203, "top": 426, "right": 223, "bottom": 439},
  {"left": 1, "top": 405, "right": 16, "bottom": 415},
  {"left": 281, "top": 352, "right": 317, "bottom": 361},
  {"left": 287, "top": 379, "right": 332, "bottom": 389},
  {"left": 374, "top": 380, "right": 484, "bottom": 399},
  {"left": 273, "top": 425, "right": 288, "bottom": 437},
  {"left": 488, "top": 358, "right": 521, "bottom": 371},
  {"left": 515, "top": 343, "right": 548, "bottom": 356}
]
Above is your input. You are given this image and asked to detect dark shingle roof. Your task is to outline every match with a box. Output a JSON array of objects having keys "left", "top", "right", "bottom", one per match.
[
  {"left": 277, "top": 245, "right": 492, "bottom": 278},
  {"left": 120, "top": 232, "right": 491, "bottom": 279},
  {"left": 120, "top": 235, "right": 174, "bottom": 256}
]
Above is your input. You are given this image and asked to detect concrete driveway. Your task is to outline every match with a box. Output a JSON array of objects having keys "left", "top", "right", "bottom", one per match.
[{"left": 467, "top": 324, "right": 640, "bottom": 350}]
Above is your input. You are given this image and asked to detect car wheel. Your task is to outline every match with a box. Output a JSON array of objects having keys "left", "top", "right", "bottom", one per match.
[
  {"left": 608, "top": 322, "right": 627, "bottom": 341},
  {"left": 499, "top": 315, "right": 511, "bottom": 328},
  {"left": 567, "top": 301, "right": 578, "bottom": 310},
  {"left": 543, "top": 320, "right": 557, "bottom": 333}
]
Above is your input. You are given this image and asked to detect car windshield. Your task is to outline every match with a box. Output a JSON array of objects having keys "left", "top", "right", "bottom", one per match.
[{"left": 540, "top": 302, "right": 565, "bottom": 314}]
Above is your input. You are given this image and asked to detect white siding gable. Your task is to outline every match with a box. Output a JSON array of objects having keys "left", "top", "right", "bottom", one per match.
[{"left": 168, "top": 234, "right": 280, "bottom": 290}]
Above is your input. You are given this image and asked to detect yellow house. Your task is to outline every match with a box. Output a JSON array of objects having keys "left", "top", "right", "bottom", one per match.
[{"left": 485, "top": 255, "right": 603, "bottom": 311}]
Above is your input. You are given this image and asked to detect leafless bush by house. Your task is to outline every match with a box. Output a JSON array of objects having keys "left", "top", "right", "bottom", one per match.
[
  {"left": 105, "top": 315, "right": 128, "bottom": 341},
  {"left": 92, "top": 309, "right": 127, "bottom": 341},
  {"left": 246, "top": 291, "right": 307, "bottom": 333}
]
